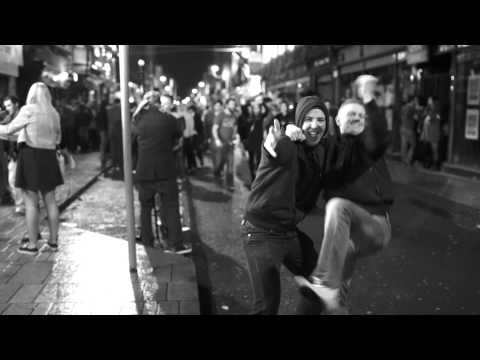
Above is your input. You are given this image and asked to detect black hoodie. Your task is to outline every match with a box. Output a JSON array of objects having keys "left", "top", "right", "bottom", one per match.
[{"left": 244, "top": 97, "right": 328, "bottom": 232}]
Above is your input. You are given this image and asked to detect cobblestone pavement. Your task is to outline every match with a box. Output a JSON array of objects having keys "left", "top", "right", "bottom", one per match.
[{"left": 0, "top": 153, "right": 199, "bottom": 315}]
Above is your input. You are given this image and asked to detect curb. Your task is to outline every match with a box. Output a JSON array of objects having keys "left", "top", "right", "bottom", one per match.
[{"left": 58, "top": 166, "right": 111, "bottom": 213}]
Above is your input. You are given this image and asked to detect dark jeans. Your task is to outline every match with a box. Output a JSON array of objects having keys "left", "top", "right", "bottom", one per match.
[
  {"left": 400, "top": 128, "right": 416, "bottom": 164},
  {"left": 193, "top": 134, "right": 204, "bottom": 166},
  {"left": 64, "top": 125, "right": 77, "bottom": 153},
  {"left": 242, "top": 219, "right": 321, "bottom": 315},
  {"left": 110, "top": 134, "right": 123, "bottom": 174},
  {"left": 137, "top": 179, "right": 183, "bottom": 249},
  {"left": 175, "top": 148, "right": 185, "bottom": 179},
  {"left": 214, "top": 144, "right": 234, "bottom": 186},
  {"left": 99, "top": 131, "right": 108, "bottom": 171},
  {"left": 183, "top": 136, "right": 197, "bottom": 171},
  {"left": 247, "top": 149, "right": 261, "bottom": 182}
]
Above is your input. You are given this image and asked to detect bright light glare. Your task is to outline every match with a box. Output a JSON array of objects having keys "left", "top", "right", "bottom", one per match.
[
  {"left": 160, "top": 75, "right": 167, "bottom": 83},
  {"left": 137, "top": 59, "right": 145, "bottom": 67},
  {"left": 198, "top": 81, "right": 205, "bottom": 88}
]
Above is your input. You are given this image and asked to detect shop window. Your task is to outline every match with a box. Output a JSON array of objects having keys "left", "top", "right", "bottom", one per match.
[{"left": 451, "top": 49, "right": 480, "bottom": 169}]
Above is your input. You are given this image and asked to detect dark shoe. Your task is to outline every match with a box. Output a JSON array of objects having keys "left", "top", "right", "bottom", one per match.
[
  {"left": 165, "top": 244, "right": 192, "bottom": 255},
  {"left": 18, "top": 244, "right": 39, "bottom": 255}
]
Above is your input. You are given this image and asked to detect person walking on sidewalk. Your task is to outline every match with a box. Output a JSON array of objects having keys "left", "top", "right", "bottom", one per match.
[
  {"left": 421, "top": 96, "right": 442, "bottom": 170},
  {"left": 245, "top": 102, "right": 265, "bottom": 182},
  {"left": 212, "top": 97, "right": 239, "bottom": 189},
  {"left": 1, "top": 96, "right": 22, "bottom": 212},
  {"left": 106, "top": 96, "right": 123, "bottom": 179},
  {"left": 0, "top": 82, "right": 63, "bottom": 255},
  {"left": 208, "top": 100, "right": 224, "bottom": 172},
  {"left": 400, "top": 95, "right": 420, "bottom": 165},
  {"left": 295, "top": 75, "right": 394, "bottom": 314},
  {"left": 132, "top": 91, "right": 191, "bottom": 255},
  {"left": 162, "top": 95, "right": 186, "bottom": 181},
  {"left": 96, "top": 97, "right": 110, "bottom": 173},
  {"left": 183, "top": 105, "right": 198, "bottom": 174}
]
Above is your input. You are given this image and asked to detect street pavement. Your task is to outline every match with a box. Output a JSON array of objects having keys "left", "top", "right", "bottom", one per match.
[
  {"left": 2, "top": 147, "right": 479, "bottom": 315},
  {"left": 0, "top": 152, "right": 199, "bottom": 315},
  {"left": 186, "top": 147, "right": 480, "bottom": 315}
]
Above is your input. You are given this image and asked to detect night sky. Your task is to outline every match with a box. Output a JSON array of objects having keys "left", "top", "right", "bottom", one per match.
[{"left": 129, "top": 45, "right": 232, "bottom": 98}]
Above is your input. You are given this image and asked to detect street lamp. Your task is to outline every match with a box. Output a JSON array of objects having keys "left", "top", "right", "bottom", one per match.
[{"left": 198, "top": 81, "right": 205, "bottom": 88}]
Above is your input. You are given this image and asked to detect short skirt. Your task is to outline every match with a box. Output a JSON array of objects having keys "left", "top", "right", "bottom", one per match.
[{"left": 15, "top": 143, "right": 64, "bottom": 192}]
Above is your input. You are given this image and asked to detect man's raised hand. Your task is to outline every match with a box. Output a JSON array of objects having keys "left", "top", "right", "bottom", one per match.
[{"left": 285, "top": 124, "right": 305, "bottom": 142}]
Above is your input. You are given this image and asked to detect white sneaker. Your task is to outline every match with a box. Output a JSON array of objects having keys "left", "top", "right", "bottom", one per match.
[{"left": 295, "top": 276, "right": 340, "bottom": 312}]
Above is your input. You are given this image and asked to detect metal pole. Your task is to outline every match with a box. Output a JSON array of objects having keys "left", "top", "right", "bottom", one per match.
[
  {"left": 447, "top": 48, "right": 457, "bottom": 164},
  {"left": 119, "top": 45, "right": 137, "bottom": 272}
]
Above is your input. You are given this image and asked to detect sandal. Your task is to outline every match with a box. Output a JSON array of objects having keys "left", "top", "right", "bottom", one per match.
[
  {"left": 40, "top": 242, "right": 59, "bottom": 253},
  {"left": 18, "top": 244, "right": 39, "bottom": 255}
]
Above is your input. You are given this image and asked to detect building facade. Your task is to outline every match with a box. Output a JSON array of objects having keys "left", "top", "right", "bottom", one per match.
[
  {"left": 256, "top": 44, "right": 480, "bottom": 176},
  {"left": 0, "top": 45, "right": 23, "bottom": 99}
]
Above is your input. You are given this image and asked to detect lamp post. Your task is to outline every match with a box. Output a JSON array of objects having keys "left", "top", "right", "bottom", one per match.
[
  {"left": 120, "top": 45, "right": 137, "bottom": 272},
  {"left": 137, "top": 58, "right": 145, "bottom": 93}
]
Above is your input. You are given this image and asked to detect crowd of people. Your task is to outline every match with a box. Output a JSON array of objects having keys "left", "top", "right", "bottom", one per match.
[
  {"left": 0, "top": 75, "right": 395, "bottom": 315},
  {"left": 400, "top": 94, "right": 447, "bottom": 170}
]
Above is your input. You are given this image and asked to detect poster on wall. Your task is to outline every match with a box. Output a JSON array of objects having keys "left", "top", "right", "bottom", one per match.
[
  {"left": 465, "top": 108, "right": 479, "bottom": 140},
  {"left": 467, "top": 75, "right": 480, "bottom": 106}
]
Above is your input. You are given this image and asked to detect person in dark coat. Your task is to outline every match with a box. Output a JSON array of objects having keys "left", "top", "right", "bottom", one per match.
[
  {"left": 96, "top": 98, "right": 109, "bottom": 172},
  {"left": 295, "top": 75, "right": 394, "bottom": 314},
  {"left": 106, "top": 97, "right": 123, "bottom": 178},
  {"left": 132, "top": 91, "right": 191, "bottom": 255},
  {"left": 245, "top": 102, "right": 265, "bottom": 182}
]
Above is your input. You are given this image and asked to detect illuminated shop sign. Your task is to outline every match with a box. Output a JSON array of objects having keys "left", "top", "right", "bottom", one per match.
[
  {"left": 406, "top": 45, "right": 429, "bottom": 65},
  {"left": 0, "top": 45, "right": 23, "bottom": 66},
  {"left": 314, "top": 57, "right": 330, "bottom": 67}
]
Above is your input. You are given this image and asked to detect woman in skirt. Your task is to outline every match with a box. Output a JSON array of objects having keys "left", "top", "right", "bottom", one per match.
[{"left": 0, "top": 82, "right": 63, "bottom": 255}]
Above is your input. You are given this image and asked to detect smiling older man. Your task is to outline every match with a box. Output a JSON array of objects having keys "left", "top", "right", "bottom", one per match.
[{"left": 295, "top": 75, "right": 394, "bottom": 314}]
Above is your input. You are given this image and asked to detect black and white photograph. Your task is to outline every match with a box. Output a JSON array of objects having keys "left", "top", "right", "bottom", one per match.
[{"left": 0, "top": 44, "right": 480, "bottom": 316}]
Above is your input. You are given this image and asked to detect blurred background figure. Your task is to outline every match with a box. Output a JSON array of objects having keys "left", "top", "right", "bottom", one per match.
[
  {"left": 106, "top": 94, "right": 123, "bottom": 179},
  {"left": 421, "top": 96, "right": 442, "bottom": 170},
  {"left": 0, "top": 96, "right": 20, "bottom": 208}
]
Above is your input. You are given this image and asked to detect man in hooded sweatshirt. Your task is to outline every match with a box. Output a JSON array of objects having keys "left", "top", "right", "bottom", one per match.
[{"left": 242, "top": 93, "right": 391, "bottom": 315}]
